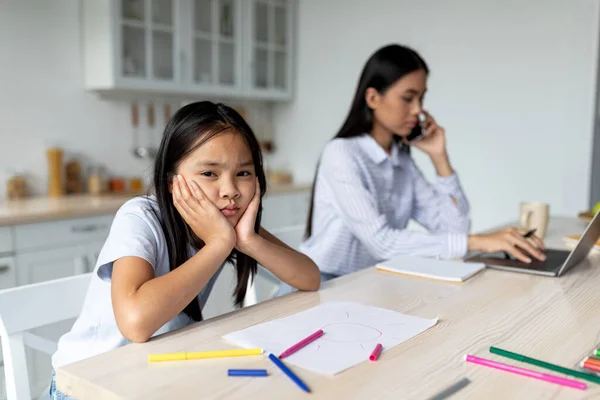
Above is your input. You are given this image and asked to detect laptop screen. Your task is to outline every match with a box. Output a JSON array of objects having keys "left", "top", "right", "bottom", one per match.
[{"left": 558, "top": 210, "right": 600, "bottom": 276}]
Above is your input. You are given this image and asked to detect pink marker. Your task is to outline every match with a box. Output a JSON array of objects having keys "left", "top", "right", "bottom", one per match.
[
  {"left": 464, "top": 355, "right": 586, "bottom": 390},
  {"left": 279, "top": 329, "right": 324, "bottom": 359},
  {"left": 369, "top": 344, "right": 383, "bottom": 361}
]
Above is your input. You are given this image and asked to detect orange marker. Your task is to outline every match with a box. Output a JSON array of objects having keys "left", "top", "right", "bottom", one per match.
[{"left": 581, "top": 360, "right": 600, "bottom": 373}]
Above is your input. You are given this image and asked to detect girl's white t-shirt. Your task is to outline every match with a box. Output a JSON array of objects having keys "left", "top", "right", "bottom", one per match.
[{"left": 52, "top": 196, "right": 223, "bottom": 369}]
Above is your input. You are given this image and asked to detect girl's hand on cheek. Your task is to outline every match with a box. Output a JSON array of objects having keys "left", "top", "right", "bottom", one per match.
[
  {"left": 235, "top": 179, "right": 261, "bottom": 252},
  {"left": 172, "top": 175, "right": 236, "bottom": 249}
]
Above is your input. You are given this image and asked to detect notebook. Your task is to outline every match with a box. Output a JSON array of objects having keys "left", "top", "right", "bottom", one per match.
[{"left": 376, "top": 254, "right": 486, "bottom": 282}]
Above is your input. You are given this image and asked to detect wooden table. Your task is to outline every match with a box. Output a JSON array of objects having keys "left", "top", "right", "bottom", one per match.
[{"left": 56, "top": 216, "right": 600, "bottom": 399}]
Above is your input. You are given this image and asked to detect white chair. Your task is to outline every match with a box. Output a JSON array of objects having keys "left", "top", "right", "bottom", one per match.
[{"left": 0, "top": 273, "right": 91, "bottom": 400}]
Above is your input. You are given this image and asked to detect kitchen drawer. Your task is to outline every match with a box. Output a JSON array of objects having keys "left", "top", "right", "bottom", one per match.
[
  {"left": 14, "top": 215, "right": 113, "bottom": 252},
  {"left": 0, "top": 227, "right": 13, "bottom": 254},
  {"left": 262, "top": 191, "right": 311, "bottom": 230}
]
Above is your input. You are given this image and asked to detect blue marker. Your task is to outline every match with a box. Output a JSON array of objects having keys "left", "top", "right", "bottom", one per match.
[
  {"left": 227, "top": 369, "right": 268, "bottom": 377},
  {"left": 268, "top": 353, "right": 310, "bottom": 393}
]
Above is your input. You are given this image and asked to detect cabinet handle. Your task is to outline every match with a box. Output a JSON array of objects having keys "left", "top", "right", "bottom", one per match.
[
  {"left": 71, "top": 225, "right": 101, "bottom": 233},
  {"left": 0, "top": 265, "right": 10, "bottom": 273}
]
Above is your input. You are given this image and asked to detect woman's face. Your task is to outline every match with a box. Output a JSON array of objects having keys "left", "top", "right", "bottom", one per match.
[
  {"left": 175, "top": 130, "right": 256, "bottom": 227},
  {"left": 367, "top": 69, "right": 427, "bottom": 137}
]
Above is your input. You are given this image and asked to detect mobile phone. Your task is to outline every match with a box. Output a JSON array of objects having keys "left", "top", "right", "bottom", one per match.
[{"left": 406, "top": 113, "right": 426, "bottom": 143}]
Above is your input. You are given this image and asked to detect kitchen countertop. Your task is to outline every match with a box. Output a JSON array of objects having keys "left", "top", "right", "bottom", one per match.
[{"left": 0, "top": 183, "right": 312, "bottom": 226}]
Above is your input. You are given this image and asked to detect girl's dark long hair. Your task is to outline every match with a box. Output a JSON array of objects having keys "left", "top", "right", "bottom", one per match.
[
  {"left": 304, "top": 44, "right": 429, "bottom": 239},
  {"left": 152, "top": 101, "right": 266, "bottom": 322}
]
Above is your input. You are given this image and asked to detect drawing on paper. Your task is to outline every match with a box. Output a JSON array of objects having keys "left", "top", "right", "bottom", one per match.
[{"left": 223, "top": 301, "right": 438, "bottom": 375}]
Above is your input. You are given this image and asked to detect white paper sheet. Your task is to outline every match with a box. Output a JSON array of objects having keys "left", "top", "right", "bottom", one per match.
[{"left": 223, "top": 301, "right": 438, "bottom": 375}]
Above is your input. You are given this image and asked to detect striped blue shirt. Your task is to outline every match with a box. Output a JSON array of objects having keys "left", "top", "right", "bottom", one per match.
[{"left": 299, "top": 134, "right": 471, "bottom": 276}]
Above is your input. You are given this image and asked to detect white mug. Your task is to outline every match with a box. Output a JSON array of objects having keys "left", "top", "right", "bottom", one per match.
[{"left": 520, "top": 201, "right": 550, "bottom": 238}]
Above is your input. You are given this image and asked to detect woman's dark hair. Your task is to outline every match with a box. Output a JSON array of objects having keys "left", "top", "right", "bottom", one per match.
[
  {"left": 305, "top": 44, "right": 429, "bottom": 238},
  {"left": 152, "top": 101, "right": 266, "bottom": 322}
]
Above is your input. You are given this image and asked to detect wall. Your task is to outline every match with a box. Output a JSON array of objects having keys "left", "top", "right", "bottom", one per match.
[
  {"left": 591, "top": 26, "right": 600, "bottom": 208},
  {"left": 592, "top": 129, "right": 600, "bottom": 208},
  {"left": 271, "top": 0, "right": 600, "bottom": 231}
]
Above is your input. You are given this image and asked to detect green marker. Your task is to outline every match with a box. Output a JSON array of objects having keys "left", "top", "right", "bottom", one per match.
[
  {"left": 595, "top": 349, "right": 600, "bottom": 358},
  {"left": 490, "top": 347, "right": 600, "bottom": 385}
]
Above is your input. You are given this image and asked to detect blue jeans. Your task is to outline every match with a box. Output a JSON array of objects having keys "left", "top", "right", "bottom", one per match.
[
  {"left": 50, "top": 370, "right": 75, "bottom": 400},
  {"left": 275, "top": 272, "right": 339, "bottom": 297}
]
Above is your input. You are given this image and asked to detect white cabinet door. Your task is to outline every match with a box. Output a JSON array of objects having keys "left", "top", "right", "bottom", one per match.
[
  {"left": 244, "top": 0, "right": 295, "bottom": 100},
  {"left": 86, "top": 241, "right": 106, "bottom": 273},
  {"left": 270, "top": 226, "right": 304, "bottom": 250},
  {"left": 117, "top": 0, "right": 181, "bottom": 86},
  {"left": 261, "top": 190, "right": 310, "bottom": 231},
  {"left": 0, "top": 257, "right": 17, "bottom": 291},
  {"left": 14, "top": 215, "right": 113, "bottom": 253},
  {"left": 16, "top": 246, "right": 88, "bottom": 286},
  {"left": 0, "top": 227, "right": 12, "bottom": 254},
  {"left": 249, "top": 226, "right": 304, "bottom": 303},
  {"left": 202, "top": 263, "right": 238, "bottom": 319},
  {"left": 185, "top": 0, "right": 243, "bottom": 94},
  {"left": 15, "top": 246, "right": 89, "bottom": 399},
  {"left": 248, "top": 189, "right": 310, "bottom": 305}
]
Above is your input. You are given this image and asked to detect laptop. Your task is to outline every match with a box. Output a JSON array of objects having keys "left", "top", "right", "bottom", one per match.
[{"left": 465, "top": 210, "right": 600, "bottom": 277}]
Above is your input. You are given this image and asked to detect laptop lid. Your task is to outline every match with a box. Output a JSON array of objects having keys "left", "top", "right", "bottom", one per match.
[{"left": 557, "top": 210, "right": 600, "bottom": 276}]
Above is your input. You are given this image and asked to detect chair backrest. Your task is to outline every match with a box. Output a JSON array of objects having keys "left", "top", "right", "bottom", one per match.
[
  {"left": 0, "top": 273, "right": 92, "bottom": 400},
  {"left": 0, "top": 273, "right": 91, "bottom": 336}
]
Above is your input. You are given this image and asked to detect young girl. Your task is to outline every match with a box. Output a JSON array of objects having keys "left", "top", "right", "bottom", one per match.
[
  {"left": 289, "top": 44, "right": 546, "bottom": 285},
  {"left": 49, "top": 101, "right": 320, "bottom": 399}
]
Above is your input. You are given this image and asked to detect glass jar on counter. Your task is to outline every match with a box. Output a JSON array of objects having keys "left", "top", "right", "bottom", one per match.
[
  {"left": 6, "top": 170, "right": 28, "bottom": 200},
  {"left": 109, "top": 177, "right": 126, "bottom": 193},
  {"left": 129, "top": 177, "right": 144, "bottom": 194},
  {"left": 87, "top": 166, "right": 106, "bottom": 195}
]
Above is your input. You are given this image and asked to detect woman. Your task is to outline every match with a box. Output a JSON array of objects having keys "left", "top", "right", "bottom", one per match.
[{"left": 297, "top": 44, "right": 545, "bottom": 284}]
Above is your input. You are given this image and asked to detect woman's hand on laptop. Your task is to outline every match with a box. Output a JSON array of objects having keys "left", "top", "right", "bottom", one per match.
[{"left": 468, "top": 228, "right": 546, "bottom": 263}]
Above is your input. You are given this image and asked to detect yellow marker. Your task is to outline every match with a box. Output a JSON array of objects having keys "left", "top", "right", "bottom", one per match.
[
  {"left": 148, "top": 352, "right": 187, "bottom": 362},
  {"left": 148, "top": 348, "right": 263, "bottom": 362}
]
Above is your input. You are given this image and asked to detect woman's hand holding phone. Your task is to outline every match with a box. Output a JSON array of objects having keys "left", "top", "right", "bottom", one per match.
[
  {"left": 405, "top": 111, "right": 447, "bottom": 158},
  {"left": 405, "top": 111, "right": 454, "bottom": 177}
]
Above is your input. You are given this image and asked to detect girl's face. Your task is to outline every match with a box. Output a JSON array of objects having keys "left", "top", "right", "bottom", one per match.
[
  {"left": 176, "top": 130, "right": 257, "bottom": 226},
  {"left": 366, "top": 69, "right": 427, "bottom": 136}
]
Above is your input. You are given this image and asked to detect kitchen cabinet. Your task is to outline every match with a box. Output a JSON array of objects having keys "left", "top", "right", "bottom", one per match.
[
  {"left": 15, "top": 246, "right": 90, "bottom": 288},
  {"left": 0, "top": 258, "right": 17, "bottom": 293},
  {"left": 243, "top": 0, "right": 295, "bottom": 100},
  {"left": 81, "top": 0, "right": 295, "bottom": 101},
  {"left": 0, "top": 229, "right": 12, "bottom": 255},
  {"left": 253, "top": 189, "right": 310, "bottom": 302},
  {"left": 86, "top": 241, "right": 106, "bottom": 271},
  {"left": 12, "top": 216, "right": 112, "bottom": 254},
  {"left": 187, "top": 0, "right": 243, "bottom": 93}
]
